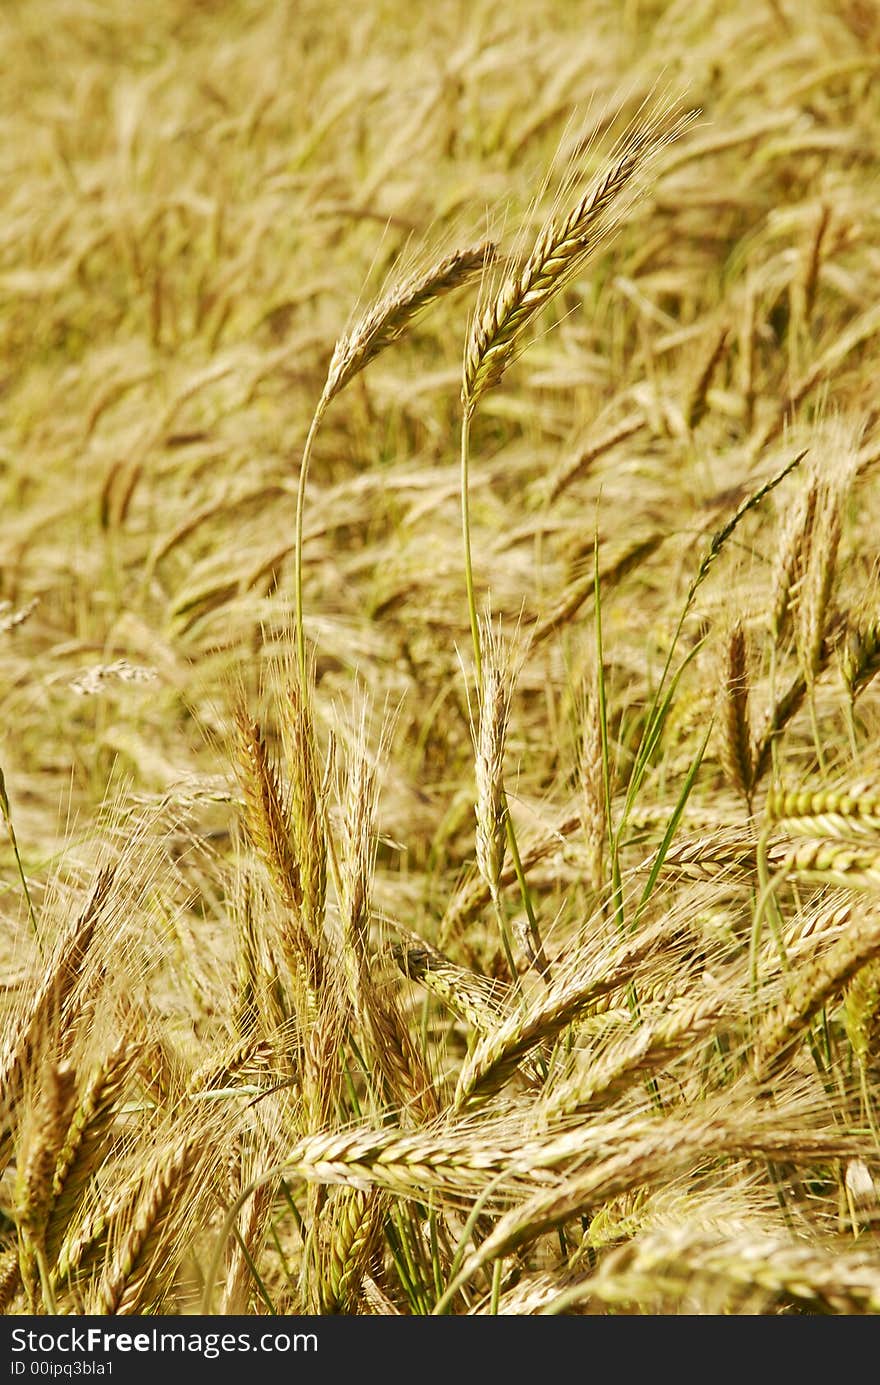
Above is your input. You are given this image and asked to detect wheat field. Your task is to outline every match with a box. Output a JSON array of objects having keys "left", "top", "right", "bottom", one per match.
[{"left": 3, "top": 0, "right": 880, "bottom": 1316}]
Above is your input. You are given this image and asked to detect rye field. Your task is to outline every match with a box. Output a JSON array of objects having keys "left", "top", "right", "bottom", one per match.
[{"left": 4, "top": 0, "right": 880, "bottom": 1316}]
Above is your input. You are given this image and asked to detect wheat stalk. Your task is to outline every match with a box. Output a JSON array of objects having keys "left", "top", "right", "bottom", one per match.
[{"left": 294, "top": 241, "right": 495, "bottom": 675}]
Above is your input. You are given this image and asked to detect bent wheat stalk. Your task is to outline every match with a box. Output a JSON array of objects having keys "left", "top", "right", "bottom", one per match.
[{"left": 293, "top": 241, "right": 495, "bottom": 677}]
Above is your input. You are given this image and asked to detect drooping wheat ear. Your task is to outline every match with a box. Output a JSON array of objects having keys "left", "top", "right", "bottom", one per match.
[
  {"left": 766, "top": 782, "right": 880, "bottom": 838},
  {"left": 44, "top": 1039, "right": 140, "bottom": 1266},
  {"left": 780, "top": 838, "right": 880, "bottom": 891},
  {"left": 319, "top": 1188, "right": 386, "bottom": 1314},
  {"left": 769, "top": 478, "right": 819, "bottom": 645},
  {"left": 324, "top": 243, "right": 496, "bottom": 406},
  {"left": 578, "top": 677, "right": 607, "bottom": 893},
  {"left": 94, "top": 1135, "right": 202, "bottom": 1315},
  {"left": 0, "top": 869, "right": 112, "bottom": 1164},
  {"left": 15, "top": 1060, "right": 78, "bottom": 1310},
  {"left": 718, "top": 621, "right": 755, "bottom": 810},
  {"left": 551, "top": 1225, "right": 880, "bottom": 1315},
  {"left": 233, "top": 703, "right": 302, "bottom": 914},
  {"left": 52, "top": 1191, "right": 120, "bottom": 1292},
  {"left": 454, "top": 917, "right": 679, "bottom": 1107},
  {"left": 281, "top": 1106, "right": 871, "bottom": 1202},
  {"left": 392, "top": 930, "right": 508, "bottom": 1034},
  {"left": 546, "top": 984, "right": 729, "bottom": 1119},
  {"left": 462, "top": 109, "right": 694, "bottom": 411},
  {"left": 294, "top": 241, "right": 495, "bottom": 676},
  {"left": 187, "top": 1035, "right": 271, "bottom": 1097},
  {"left": 841, "top": 619, "right": 880, "bottom": 703},
  {"left": 753, "top": 902, "right": 880, "bottom": 1080},
  {"left": 653, "top": 828, "right": 761, "bottom": 882},
  {"left": 435, "top": 1116, "right": 876, "bottom": 1310},
  {"left": 686, "top": 324, "right": 730, "bottom": 431},
  {"left": 547, "top": 414, "right": 645, "bottom": 503}
]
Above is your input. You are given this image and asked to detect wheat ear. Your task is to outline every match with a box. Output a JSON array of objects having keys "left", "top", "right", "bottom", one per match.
[
  {"left": 718, "top": 621, "right": 755, "bottom": 810},
  {"left": 454, "top": 917, "right": 678, "bottom": 1107},
  {"left": 462, "top": 109, "right": 693, "bottom": 410},
  {"left": 0, "top": 870, "right": 112, "bottom": 1162}
]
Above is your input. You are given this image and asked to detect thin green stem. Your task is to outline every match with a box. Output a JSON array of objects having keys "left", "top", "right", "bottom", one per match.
[
  {"left": 808, "top": 684, "right": 827, "bottom": 775},
  {"left": 461, "top": 406, "right": 481, "bottom": 687},
  {"left": 750, "top": 824, "right": 791, "bottom": 1001},
  {"left": 490, "top": 890, "right": 520, "bottom": 995},
  {"left": 294, "top": 400, "right": 328, "bottom": 682},
  {"left": 0, "top": 766, "right": 41, "bottom": 953},
  {"left": 490, "top": 1256, "right": 503, "bottom": 1314},
  {"left": 460, "top": 405, "right": 548, "bottom": 979},
  {"left": 34, "top": 1243, "right": 58, "bottom": 1315}
]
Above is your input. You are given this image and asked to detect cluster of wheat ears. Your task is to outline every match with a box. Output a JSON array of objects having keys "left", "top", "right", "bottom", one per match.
[{"left": 4, "top": 0, "right": 880, "bottom": 1316}]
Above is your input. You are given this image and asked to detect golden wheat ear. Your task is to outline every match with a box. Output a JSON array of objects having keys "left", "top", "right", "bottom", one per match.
[
  {"left": 324, "top": 242, "right": 497, "bottom": 406},
  {"left": 462, "top": 106, "right": 696, "bottom": 412}
]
